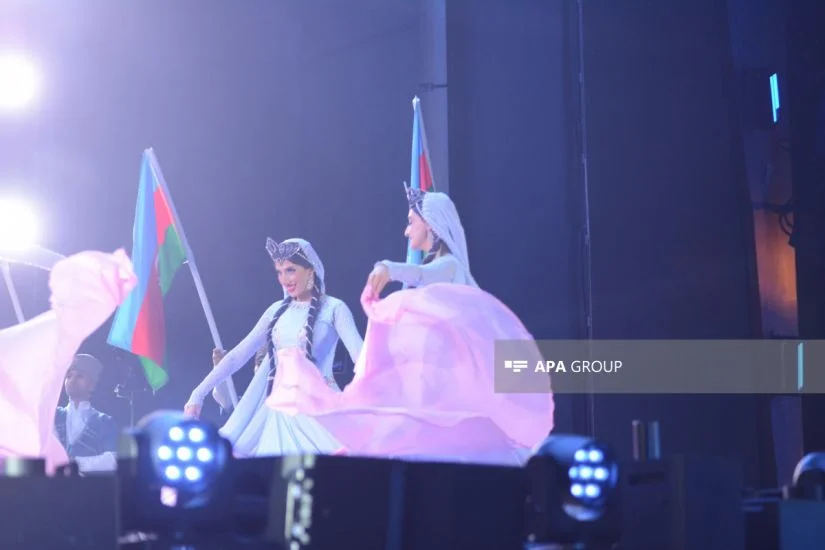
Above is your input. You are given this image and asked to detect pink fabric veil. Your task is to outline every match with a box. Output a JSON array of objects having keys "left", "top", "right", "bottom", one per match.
[
  {"left": 266, "top": 282, "right": 554, "bottom": 465},
  {"left": 0, "top": 250, "right": 136, "bottom": 473}
]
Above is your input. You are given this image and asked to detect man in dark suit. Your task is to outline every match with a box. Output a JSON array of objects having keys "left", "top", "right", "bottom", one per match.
[{"left": 54, "top": 354, "right": 118, "bottom": 473}]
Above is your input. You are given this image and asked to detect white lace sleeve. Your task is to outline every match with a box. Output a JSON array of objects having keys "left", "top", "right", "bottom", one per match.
[
  {"left": 378, "top": 254, "right": 458, "bottom": 287},
  {"left": 332, "top": 300, "right": 363, "bottom": 363},
  {"left": 186, "top": 302, "right": 280, "bottom": 407}
]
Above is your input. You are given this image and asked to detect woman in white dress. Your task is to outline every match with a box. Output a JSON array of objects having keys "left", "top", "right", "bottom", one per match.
[
  {"left": 183, "top": 238, "right": 363, "bottom": 456},
  {"left": 273, "top": 185, "right": 554, "bottom": 466}
]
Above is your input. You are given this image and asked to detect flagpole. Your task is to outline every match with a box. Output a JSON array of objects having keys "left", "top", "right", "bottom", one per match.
[
  {"left": 405, "top": 96, "right": 436, "bottom": 274},
  {"left": 0, "top": 245, "right": 65, "bottom": 271},
  {"left": 1, "top": 261, "right": 25, "bottom": 324},
  {"left": 0, "top": 244, "right": 66, "bottom": 324},
  {"left": 145, "top": 148, "right": 239, "bottom": 408}
]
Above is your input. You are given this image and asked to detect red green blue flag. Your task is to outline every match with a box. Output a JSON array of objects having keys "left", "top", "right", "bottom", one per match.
[
  {"left": 107, "top": 149, "right": 187, "bottom": 391},
  {"left": 406, "top": 96, "right": 435, "bottom": 265}
]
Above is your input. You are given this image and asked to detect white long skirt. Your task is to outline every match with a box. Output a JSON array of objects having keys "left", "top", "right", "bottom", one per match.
[{"left": 218, "top": 363, "right": 343, "bottom": 456}]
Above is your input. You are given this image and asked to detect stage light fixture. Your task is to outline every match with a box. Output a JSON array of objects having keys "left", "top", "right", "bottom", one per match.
[
  {"left": 148, "top": 421, "right": 225, "bottom": 492},
  {"left": 524, "top": 434, "right": 622, "bottom": 547},
  {"left": 789, "top": 452, "right": 825, "bottom": 500},
  {"left": 124, "top": 411, "right": 230, "bottom": 502},
  {"left": 117, "top": 411, "right": 236, "bottom": 543}
]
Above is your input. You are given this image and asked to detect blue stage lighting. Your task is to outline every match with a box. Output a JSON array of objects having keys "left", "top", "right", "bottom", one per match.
[
  {"left": 135, "top": 411, "right": 230, "bottom": 495},
  {"left": 525, "top": 434, "right": 622, "bottom": 547},
  {"left": 117, "top": 410, "right": 274, "bottom": 546},
  {"left": 790, "top": 452, "right": 825, "bottom": 500},
  {"left": 532, "top": 435, "right": 618, "bottom": 522}
]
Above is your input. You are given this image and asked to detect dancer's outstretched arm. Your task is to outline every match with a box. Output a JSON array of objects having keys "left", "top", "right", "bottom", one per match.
[
  {"left": 184, "top": 301, "right": 282, "bottom": 414},
  {"left": 366, "top": 254, "right": 461, "bottom": 297},
  {"left": 376, "top": 255, "right": 458, "bottom": 287}
]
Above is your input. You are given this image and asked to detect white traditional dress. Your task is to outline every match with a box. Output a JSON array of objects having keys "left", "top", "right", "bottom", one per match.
[{"left": 185, "top": 238, "right": 363, "bottom": 457}]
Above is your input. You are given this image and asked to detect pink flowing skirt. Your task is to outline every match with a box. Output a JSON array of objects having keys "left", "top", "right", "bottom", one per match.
[
  {"left": 0, "top": 250, "right": 136, "bottom": 473},
  {"left": 266, "top": 283, "right": 553, "bottom": 466}
]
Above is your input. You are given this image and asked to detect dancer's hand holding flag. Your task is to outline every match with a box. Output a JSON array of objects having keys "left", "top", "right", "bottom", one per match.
[{"left": 183, "top": 403, "right": 201, "bottom": 419}]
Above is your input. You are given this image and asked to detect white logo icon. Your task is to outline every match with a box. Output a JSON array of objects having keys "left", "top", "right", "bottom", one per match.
[{"left": 504, "top": 360, "right": 528, "bottom": 373}]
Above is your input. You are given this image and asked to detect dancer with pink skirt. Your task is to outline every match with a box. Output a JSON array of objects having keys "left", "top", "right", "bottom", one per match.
[
  {"left": 267, "top": 185, "right": 554, "bottom": 466},
  {"left": 0, "top": 250, "right": 137, "bottom": 473}
]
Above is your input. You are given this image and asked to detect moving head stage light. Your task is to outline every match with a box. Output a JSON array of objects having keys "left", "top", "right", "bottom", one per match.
[
  {"left": 0, "top": 411, "right": 275, "bottom": 548},
  {"left": 117, "top": 410, "right": 272, "bottom": 546},
  {"left": 524, "top": 434, "right": 622, "bottom": 548},
  {"left": 745, "top": 452, "right": 825, "bottom": 550}
]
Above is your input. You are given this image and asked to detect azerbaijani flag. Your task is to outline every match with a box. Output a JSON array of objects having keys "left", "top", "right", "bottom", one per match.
[
  {"left": 107, "top": 149, "right": 187, "bottom": 391},
  {"left": 406, "top": 96, "right": 435, "bottom": 265}
]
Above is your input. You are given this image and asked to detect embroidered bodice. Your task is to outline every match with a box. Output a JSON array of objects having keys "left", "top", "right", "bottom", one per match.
[{"left": 187, "top": 295, "right": 363, "bottom": 406}]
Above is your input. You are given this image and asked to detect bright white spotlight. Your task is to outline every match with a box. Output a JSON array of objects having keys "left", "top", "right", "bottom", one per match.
[
  {"left": 176, "top": 447, "right": 193, "bottom": 461},
  {"left": 188, "top": 427, "right": 205, "bottom": 443},
  {"left": 184, "top": 466, "right": 202, "bottom": 482},
  {"left": 168, "top": 426, "right": 184, "bottom": 441},
  {"left": 0, "top": 52, "right": 41, "bottom": 111},
  {"left": 196, "top": 447, "right": 213, "bottom": 462},
  {"left": 0, "top": 197, "right": 39, "bottom": 251}
]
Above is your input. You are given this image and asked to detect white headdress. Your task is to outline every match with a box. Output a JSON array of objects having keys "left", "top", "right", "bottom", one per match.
[
  {"left": 265, "top": 237, "right": 326, "bottom": 299},
  {"left": 405, "top": 183, "right": 478, "bottom": 287}
]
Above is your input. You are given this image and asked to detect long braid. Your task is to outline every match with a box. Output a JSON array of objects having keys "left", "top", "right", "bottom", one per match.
[
  {"left": 303, "top": 277, "right": 323, "bottom": 364},
  {"left": 265, "top": 297, "right": 293, "bottom": 378}
]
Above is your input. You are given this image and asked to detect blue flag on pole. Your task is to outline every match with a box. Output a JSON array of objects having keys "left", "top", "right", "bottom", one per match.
[{"left": 406, "top": 96, "right": 435, "bottom": 265}]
